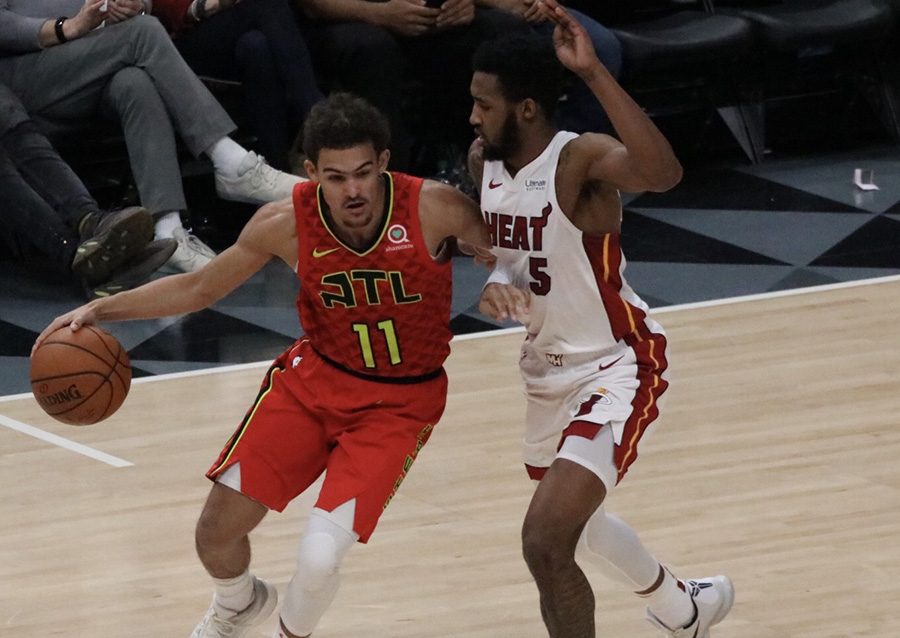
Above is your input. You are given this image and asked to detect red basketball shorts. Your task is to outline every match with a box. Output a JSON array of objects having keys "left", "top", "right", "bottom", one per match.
[{"left": 206, "top": 338, "right": 448, "bottom": 542}]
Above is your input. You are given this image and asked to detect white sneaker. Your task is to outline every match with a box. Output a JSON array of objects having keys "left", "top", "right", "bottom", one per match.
[
  {"left": 646, "top": 576, "right": 734, "bottom": 638},
  {"left": 191, "top": 577, "right": 278, "bottom": 638},
  {"left": 215, "top": 151, "right": 305, "bottom": 204},
  {"left": 163, "top": 227, "right": 216, "bottom": 273}
]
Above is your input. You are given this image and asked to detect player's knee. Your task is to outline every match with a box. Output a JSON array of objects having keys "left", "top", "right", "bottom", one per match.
[
  {"left": 522, "top": 517, "right": 576, "bottom": 577},
  {"left": 194, "top": 508, "right": 233, "bottom": 552},
  {"left": 294, "top": 531, "right": 341, "bottom": 592}
]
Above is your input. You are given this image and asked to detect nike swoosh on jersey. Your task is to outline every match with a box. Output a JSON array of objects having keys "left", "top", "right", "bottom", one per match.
[
  {"left": 597, "top": 355, "right": 624, "bottom": 371},
  {"left": 312, "top": 246, "right": 341, "bottom": 258},
  {"left": 488, "top": 179, "right": 503, "bottom": 189}
]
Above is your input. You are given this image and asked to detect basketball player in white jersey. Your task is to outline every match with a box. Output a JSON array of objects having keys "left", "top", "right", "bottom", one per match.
[{"left": 467, "top": 2, "right": 734, "bottom": 637}]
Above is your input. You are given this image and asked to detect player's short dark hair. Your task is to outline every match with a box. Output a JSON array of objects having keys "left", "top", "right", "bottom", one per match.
[
  {"left": 302, "top": 92, "right": 391, "bottom": 164},
  {"left": 472, "top": 34, "right": 565, "bottom": 119}
]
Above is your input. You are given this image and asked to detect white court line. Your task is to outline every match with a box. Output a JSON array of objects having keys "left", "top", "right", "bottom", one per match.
[
  {"left": 2, "top": 273, "right": 898, "bottom": 397},
  {"left": 0, "top": 413, "right": 133, "bottom": 468},
  {"left": 2, "top": 272, "right": 899, "bottom": 466}
]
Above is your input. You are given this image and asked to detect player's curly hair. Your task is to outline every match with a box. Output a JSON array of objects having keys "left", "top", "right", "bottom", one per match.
[
  {"left": 302, "top": 92, "right": 391, "bottom": 164},
  {"left": 473, "top": 34, "right": 565, "bottom": 119}
]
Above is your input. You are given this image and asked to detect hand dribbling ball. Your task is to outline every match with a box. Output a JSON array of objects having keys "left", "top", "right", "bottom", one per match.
[{"left": 31, "top": 326, "right": 132, "bottom": 426}]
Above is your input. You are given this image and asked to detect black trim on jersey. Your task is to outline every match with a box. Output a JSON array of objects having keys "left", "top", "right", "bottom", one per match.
[{"left": 314, "top": 347, "right": 443, "bottom": 385}]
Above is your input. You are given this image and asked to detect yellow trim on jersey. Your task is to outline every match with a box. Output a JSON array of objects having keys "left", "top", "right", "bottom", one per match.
[
  {"left": 210, "top": 365, "right": 283, "bottom": 475},
  {"left": 316, "top": 172, "right": 395, "bottom": 257}
]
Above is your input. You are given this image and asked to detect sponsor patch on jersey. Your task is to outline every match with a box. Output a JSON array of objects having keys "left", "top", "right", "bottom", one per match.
[
  {"left": 525, "top": 178, "right": 547, "bottom": 191},
  {"left": 385, "top": 223, "right": 414, "bottom": 252},
  {"left": 545, "top": 353, "right": 564, "bottom": 367},
  {"left": 388, "top": 224, "right": 408, "bottom": 243}
]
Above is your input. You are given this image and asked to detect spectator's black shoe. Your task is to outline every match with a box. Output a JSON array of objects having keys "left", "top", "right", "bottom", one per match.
[
  {"left": 87, "top": 238, "right": 177, "bottom": 299},
  {"left": 72, "top": 207, "right": 154, "bottom": 286}
]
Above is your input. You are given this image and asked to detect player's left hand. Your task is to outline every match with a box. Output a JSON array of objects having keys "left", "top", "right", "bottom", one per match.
[
  {"left": 537, "top": 0, "right": 601, "bottom": 79},
  {"left": 479, "top": 283, "right": 530, "bottom": 324}
]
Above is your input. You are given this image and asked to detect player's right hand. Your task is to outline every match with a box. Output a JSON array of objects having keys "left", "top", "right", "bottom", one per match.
[
  {"left": 479, "top": 283, "right": 531, "bottom": 324},
  {"left": 32, "top": 304, "right": 100, "bottom": 356}
]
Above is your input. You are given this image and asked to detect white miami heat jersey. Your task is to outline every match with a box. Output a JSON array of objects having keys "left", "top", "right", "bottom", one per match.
[{"left": 481, "top": 131, "right": 658, "bottom": 356}]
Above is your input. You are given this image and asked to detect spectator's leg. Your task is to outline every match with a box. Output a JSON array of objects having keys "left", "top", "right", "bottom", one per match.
[
  {"left": 232, "top": 31, "right": 292, "bottom": 170},
  {"left": 300, "top": 21, "right": 412, "bottom": 171},
  {"left": 230, "top": 0, "right": 324, "bottom": 119},
  {"left": 0, "top": 145, "right": 78, "bottom": 275},
  {"left": 0, "top": 84, "right": 96, "bottom": 227},
  {"left": 0, "top": 16, "right": 237, "bottom": 158},
  {"left": 100, "top": 67, "right": 187, "bottom": 214}
]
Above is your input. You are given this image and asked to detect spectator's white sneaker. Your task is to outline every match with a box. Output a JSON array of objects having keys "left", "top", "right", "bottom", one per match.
[
  {"left": 646, "top": 576, "right": 734, "bottom": 638},
  {"left": 163, "top": 228, "right": 216, "bottom": 273},
  {"left": 215, "top": 151, "right": 305, "bottom": 204},
  {"left": 191, "top": 577, "right": 277, "bottom": 638}
]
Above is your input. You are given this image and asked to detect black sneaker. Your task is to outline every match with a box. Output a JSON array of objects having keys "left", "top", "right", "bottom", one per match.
[
  {"left": 87, "top": 238, "right": 178, "bottom": 299},
  {"left": 72, "top": 206, "right": 154, "bottom": 286}
]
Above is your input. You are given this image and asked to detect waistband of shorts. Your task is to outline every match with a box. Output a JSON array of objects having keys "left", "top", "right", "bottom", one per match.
[{"left": 313, "top": 348, "right": 444, "bottom": 385}]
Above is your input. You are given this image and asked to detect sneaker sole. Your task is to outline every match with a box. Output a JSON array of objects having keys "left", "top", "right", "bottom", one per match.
[
  {"left": 703, "top": 575, "right": 735, "bottom": 636},
  {"left": 89, "top": 239, "right": 177, "bottom": 298},
  {"left": 73, "top": 207, "right": 154, "bottom": 284},
  {"left": 254, "top": 580, "right": 279, "bottom": 628}
]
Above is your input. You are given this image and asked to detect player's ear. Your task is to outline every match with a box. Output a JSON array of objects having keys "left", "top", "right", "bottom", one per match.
[
  {"left": 520, "top": 98, "right": 539, "bottom": 122},
  {"left": 378, "top": 149, "right": 391, "bottom": 173},
  {"left": 304, "top": 158, "right": 318, "bottom": 182}
]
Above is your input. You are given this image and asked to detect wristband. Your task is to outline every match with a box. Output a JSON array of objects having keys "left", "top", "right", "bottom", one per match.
[{"left": 54, "top": 16, "right": 68, "bottom": 43}]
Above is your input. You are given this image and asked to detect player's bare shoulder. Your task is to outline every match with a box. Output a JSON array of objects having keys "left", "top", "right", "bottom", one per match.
[{"left": 239, "top": 196, "right": 299, "bottom": 266}]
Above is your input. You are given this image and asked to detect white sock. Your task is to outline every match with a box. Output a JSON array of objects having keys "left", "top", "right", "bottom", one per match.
[
  {"left": 154, "top": 211, "right": 183, "bottom": 240},
  {"left": 206, "top": 137, "right": 249, "bottom": 178},
  {"left": 212, "top": 570, "right": 256, "bottom": 617},
  {"left": 644, "top": 568, "right": 694, "bottom": 630}
]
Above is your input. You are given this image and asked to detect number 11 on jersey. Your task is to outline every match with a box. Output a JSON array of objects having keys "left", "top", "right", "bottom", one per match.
[{"left": 353, "top": 319, "right": 402, "bottom": 369}]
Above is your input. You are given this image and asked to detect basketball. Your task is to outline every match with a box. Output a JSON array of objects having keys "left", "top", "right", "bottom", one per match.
[{"left": 30, "top": 326, "right": 132, "bottom": 426}]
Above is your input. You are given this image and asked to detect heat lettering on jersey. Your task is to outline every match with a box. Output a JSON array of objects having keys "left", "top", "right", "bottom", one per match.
[
  {"left": 320, "top": 270, "right": 422, "bottom": 309},
  {"left": 482, "top": 203, "right": 551, "bottom": 251}
]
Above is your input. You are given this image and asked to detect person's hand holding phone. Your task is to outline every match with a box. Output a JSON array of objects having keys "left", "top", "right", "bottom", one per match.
[
  {"left": 436, "top": 0, "right": 475, "bottom": 29},
  {"left": 375, "top": 0, "right": 440, "bottom": 37}
]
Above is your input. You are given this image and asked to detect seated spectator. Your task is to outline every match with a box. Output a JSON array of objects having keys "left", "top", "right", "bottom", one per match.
[
  {"left": 0, "top": 0, "right": 304, "bottom": 273},
  {"left": 0, "top": 82, "right": 176, "bottom": 297},
  {"left": 153, "top": 0, "right": 324, "bottom": 171},
  {"left": 476, "top": 0, "right": 622, "bottom": 133},
  {"left": 295, "top": 0, "right": 531, "bottom": 172}
]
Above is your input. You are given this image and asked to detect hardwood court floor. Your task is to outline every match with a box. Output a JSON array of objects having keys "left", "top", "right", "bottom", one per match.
[{"left": 2, "top": 278, "right": 900, "bottom": 637}]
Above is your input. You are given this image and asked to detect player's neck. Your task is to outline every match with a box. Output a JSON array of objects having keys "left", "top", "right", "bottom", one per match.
[{"left": 503, "top": 126, "right": 558, "bottom": 178}]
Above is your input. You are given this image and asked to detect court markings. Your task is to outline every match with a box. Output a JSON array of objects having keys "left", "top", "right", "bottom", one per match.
[
  {"left": 2, "top": 273, "right": 899, "bottom": 465},
  {"left": 0, "top": 413, "right": 133, "bottom": 468}
]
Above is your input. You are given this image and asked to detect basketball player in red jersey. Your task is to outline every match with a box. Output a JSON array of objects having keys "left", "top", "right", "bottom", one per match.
[
  {"left": 468, "top": 2, "right": 733, "bottom": 637},
  {"left": 35, "top": 93, "right": 492, "bottom": 638}
]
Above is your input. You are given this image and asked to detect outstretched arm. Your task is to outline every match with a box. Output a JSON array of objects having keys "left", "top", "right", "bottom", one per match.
[
  {"left": 419, "top": 180, "right": 491, "bottom": 258},
  {"left": 539, "top": 0, "right": 681, "bottom": 193},
  {"left": 33, "top": 201, "right": 293, "bottom": 352}
]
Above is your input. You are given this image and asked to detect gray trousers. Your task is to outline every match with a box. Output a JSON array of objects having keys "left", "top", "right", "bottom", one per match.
[{"left": 0, "top": 15, "right": 236, "bottom": 213}]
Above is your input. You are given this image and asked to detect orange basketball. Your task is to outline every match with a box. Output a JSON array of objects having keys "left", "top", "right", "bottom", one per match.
[{"left": 30, "top": 326, "right": 132, "bottom": 426}]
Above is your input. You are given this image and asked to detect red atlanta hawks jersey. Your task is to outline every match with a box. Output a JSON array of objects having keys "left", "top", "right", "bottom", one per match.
[{"left": 293, "top": 172, "right": 452, "bottom": 379}]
